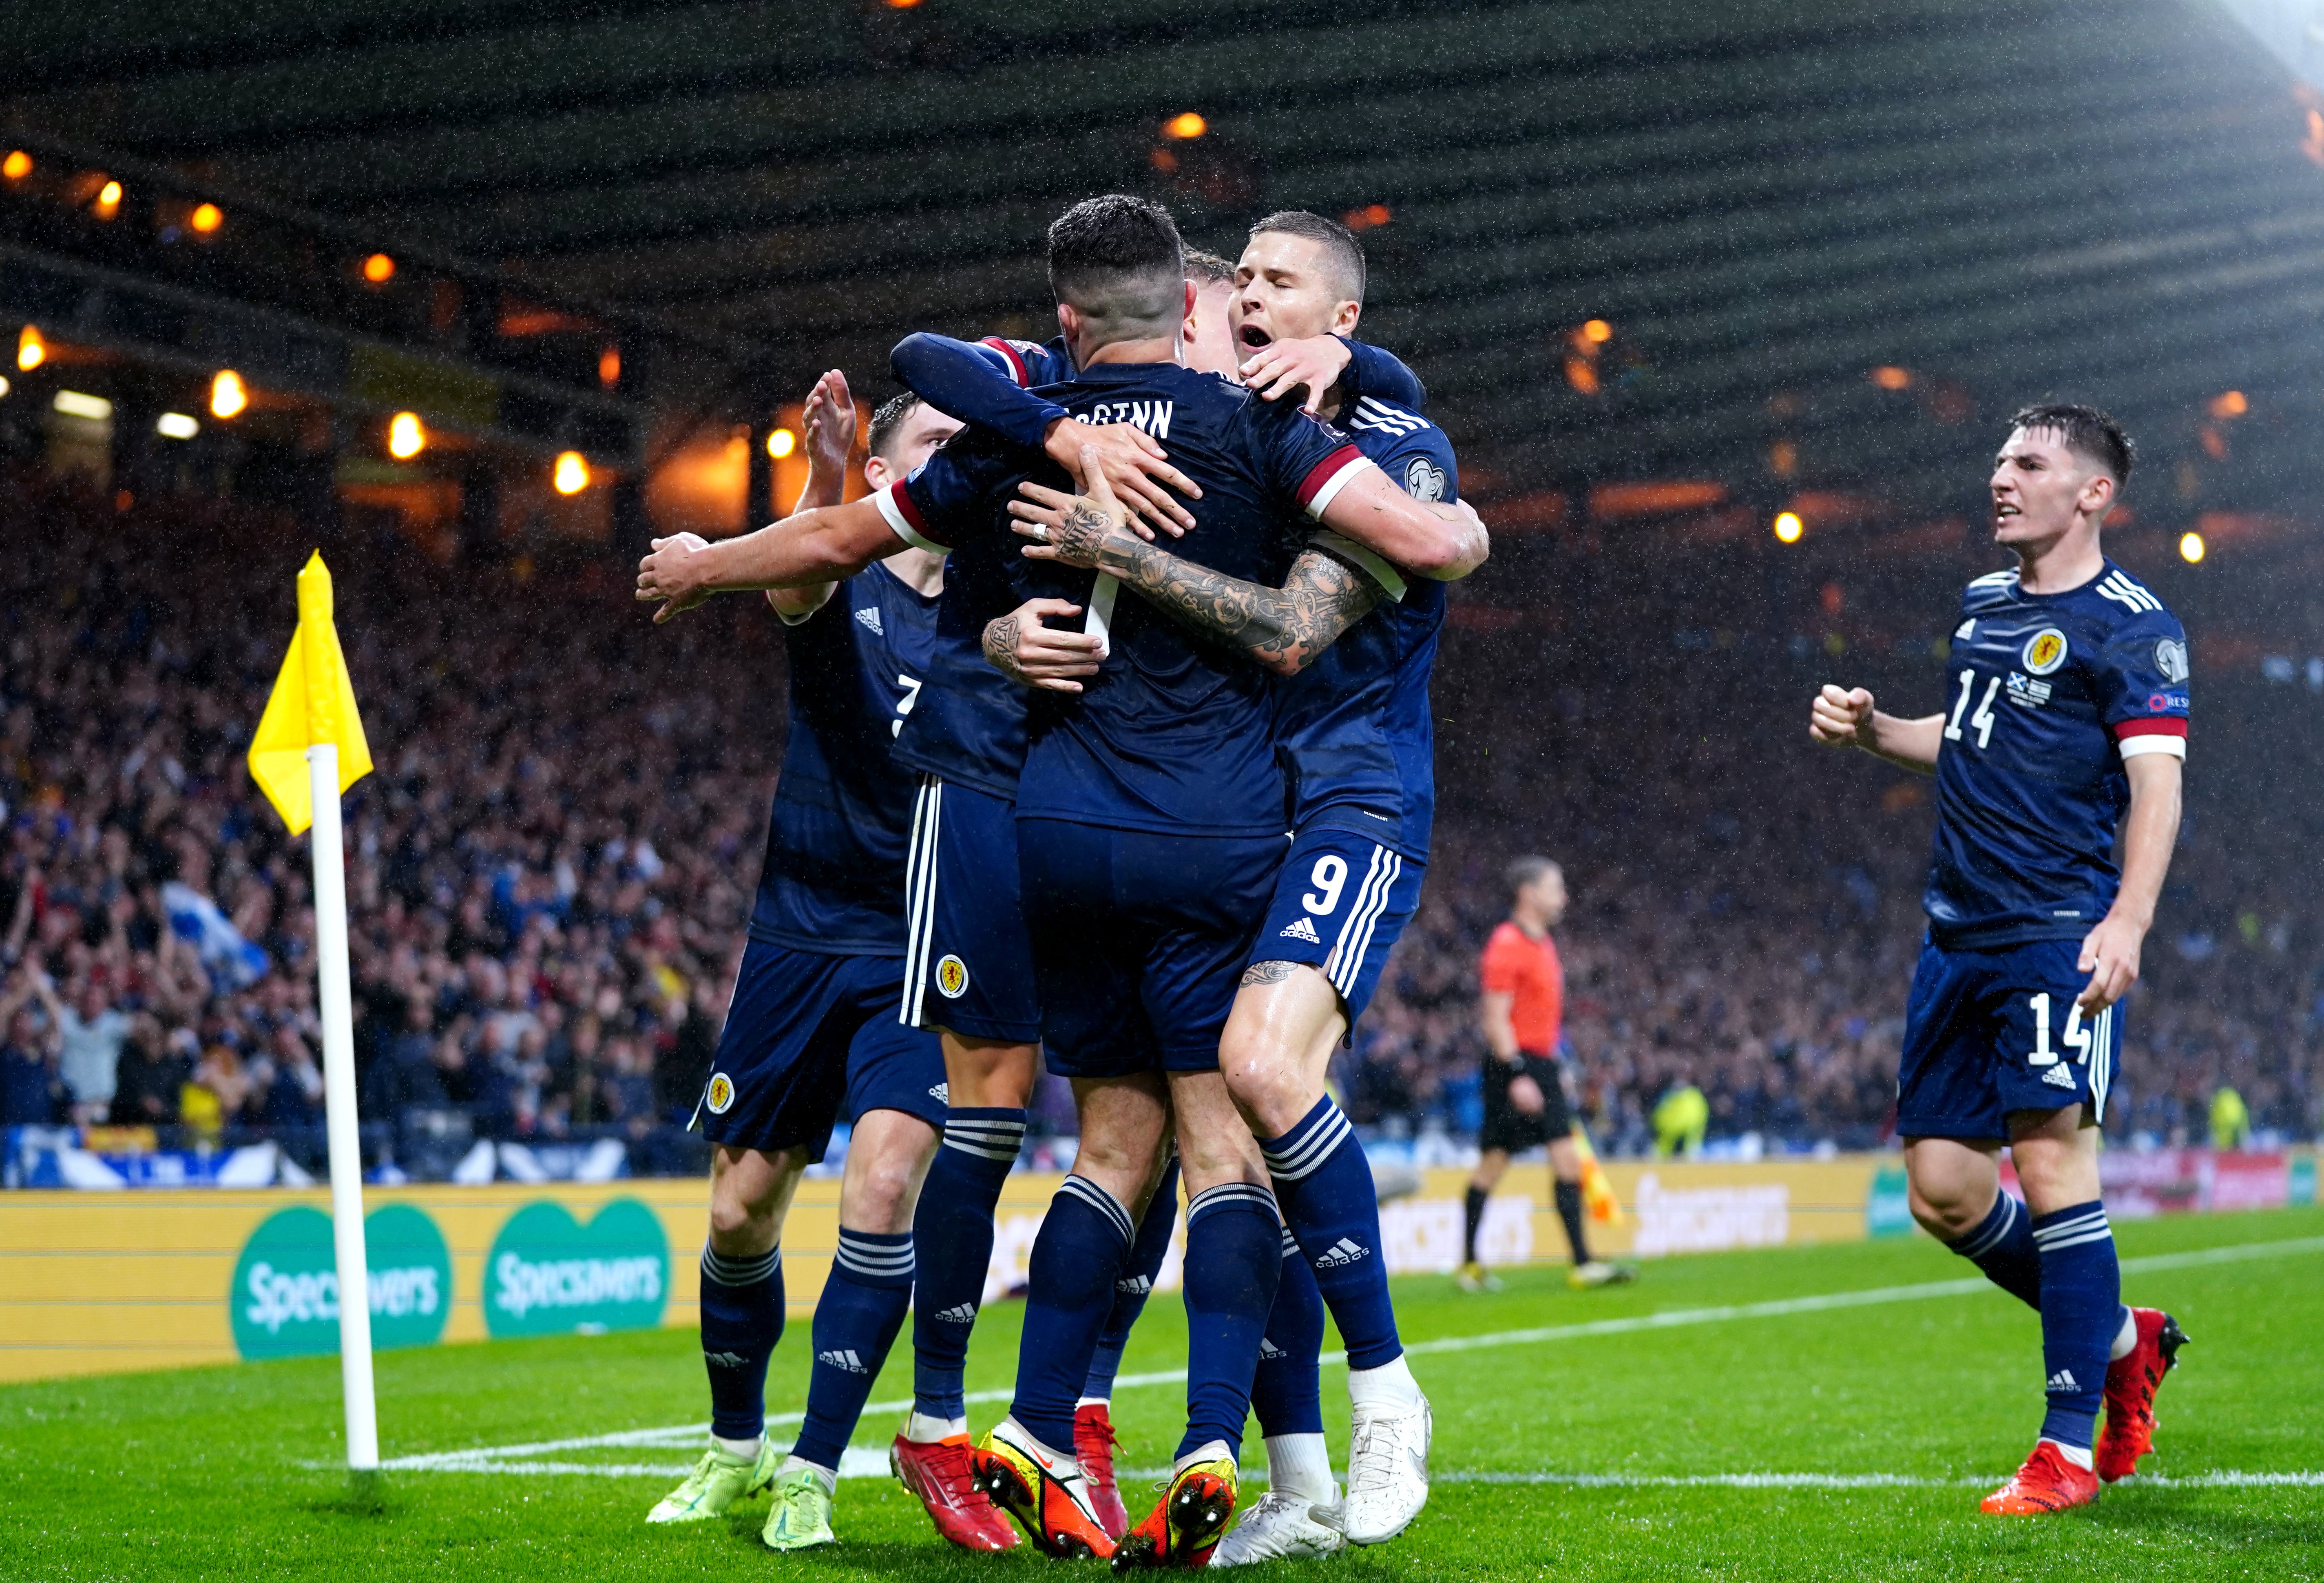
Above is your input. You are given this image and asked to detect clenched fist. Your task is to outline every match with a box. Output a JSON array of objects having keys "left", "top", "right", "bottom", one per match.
[{"left": 1810, "top": 684, "right": 1876, "bottom": 748}]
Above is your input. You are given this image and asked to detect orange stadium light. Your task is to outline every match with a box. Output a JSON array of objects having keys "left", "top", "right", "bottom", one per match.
[
  {"left": 2, "top": 151, "right": 30, "bottom": 180},
  {"left": 553, "top": 451, "right": 590, "bottom": 495},
  {"left": 767, "top": 427, "right": 798, "bottom": 459},
  {"left": 1581, "top": 318, "right": 1614, "bottom": 345},
  {"left": 2208, "top": 389, "right": 2247, "bottom": 418},
  {"left": 598, "top": 346, "right": 621, "bottom": 388},
  {"left": 1773, "top": 511, "right": 1805, "bottom": 544},
  {"left": 2179, "top": 531, "right": 2206, "bottom": 565},
  {"left": 1344, "top": 203, "right": 1393, "bottom": 231},
  {"left": 1871, "top": 365, "right": 1912, "bottom": 390},
  {"left": 17, "top": 325, "right": 45, "bottom": 372},
  {"left": 190, "top": 202, "right": 223, "bottom": 234},
  {"left": 362, "top": 252, "right": 396, "bottom": 284},
  {"left": 210, "top": 369, "right": 248, "bottom": 419},
  {"left": 95, "top": 179, "right": 122, "bottom": 217},
  {"left": 1163, "top": 111, "right": 1208, "bottom": 140},
  {"left": 387, "top": 412, "right": 426, "bottom": 460}
]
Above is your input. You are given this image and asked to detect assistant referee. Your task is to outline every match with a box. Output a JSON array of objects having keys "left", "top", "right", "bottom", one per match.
[{"left": 1463, "top": 856, "right": 1631, "bottom": 1291}]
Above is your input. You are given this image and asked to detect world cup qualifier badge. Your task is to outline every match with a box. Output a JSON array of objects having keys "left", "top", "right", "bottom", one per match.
[
  {"left": 2021, "top": 627, "right": 2070, "bottom": 676},
  {"left": 705, "top": 1072, "right": 735, "bottom": 1115},
  {"left": 935, "top": 954, "right": 970, "bottom": 999}
]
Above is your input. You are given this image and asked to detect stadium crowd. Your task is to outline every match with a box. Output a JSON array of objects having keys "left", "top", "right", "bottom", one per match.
[{"left": 2, "top": 469, "right": 2316, "bottom": 1176}]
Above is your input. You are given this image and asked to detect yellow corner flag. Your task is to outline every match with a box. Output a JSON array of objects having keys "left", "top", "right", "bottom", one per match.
[
  {"left": 1572, "top": 1123, "right": 1625, "bottom": 1226},
  {"left": 248, "top": 551, "right": 372, "bottom": 834}
]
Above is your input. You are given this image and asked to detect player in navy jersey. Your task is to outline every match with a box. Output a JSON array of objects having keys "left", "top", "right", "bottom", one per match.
[
  {"left": 645, "top": 378, "right": 969, "bottom": 1552},
  {"left": 986, "top": 210, "right": 1457, "bottom": 1560},
  {"left": 1810, "top": 404, "right": 2189, "bottom": 1516},
  {"left": 635, "top": 193, "right": 1485, "bottom": 1564}
]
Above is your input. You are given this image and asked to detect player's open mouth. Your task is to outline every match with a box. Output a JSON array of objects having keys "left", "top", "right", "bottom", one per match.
[{"left": 1239, "top": 325, "right": 1272, "bottom": 349}]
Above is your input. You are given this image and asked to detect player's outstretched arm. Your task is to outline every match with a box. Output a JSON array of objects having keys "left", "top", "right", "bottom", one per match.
[
  {"left": 1315, "top": 465, "right": 1487, "bottom": 580},
  {"left": 1809, "top": 684, "right": 1944, "bottom": 772},
  {"left": 1011, "top": 459, "right": 1380, "bottom": 676},
  {"left": 2077, "top": 751, "right": 2181, "bottom": 1012},
  {"left": 765, "top": 368, "right": 857, "bottom": 622},
  {"left": 635, "top": 497, "right": 898, "bottom": 623}
]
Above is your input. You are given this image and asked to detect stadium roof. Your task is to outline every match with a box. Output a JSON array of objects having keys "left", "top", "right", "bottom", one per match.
[{"left": 8, "top": 0, "right": 2324, "bottom": 531}]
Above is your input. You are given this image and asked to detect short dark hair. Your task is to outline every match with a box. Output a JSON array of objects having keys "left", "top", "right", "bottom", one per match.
[
  {"left": 1506, "top": 856, "right": 1561, "bottom": 897},
  {"left": 1047, "top": 194, "right": 1184, "bottom": 342},
  {"left": 867, "top": 392, "right": 923, "bottom": 464},
  {"left": 1183, "top": 248, "right": 1236, "bottom": 287},
  {"left": 2008, "top": 402, "right": 2135, "bottom": 485},
  {"left": 1249, "top": 210, "right": 1365, "bottom": 306}
]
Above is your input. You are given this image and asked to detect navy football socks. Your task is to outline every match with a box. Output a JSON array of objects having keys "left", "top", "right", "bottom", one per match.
[
  {"left": 1084, "top": 1156, "right": 1180, "bottom": 1403},
  {"left": 1009, "top": 1174, "right": 1134, "bottom": 1452},
  {"left": 699, "top": 1242, "right": 784, "bottom": 1443},
  {"left": 911, "top": 1107, "right": 1025, "bottom": 1424},
  {"left": 1554, "top": 1178, "right": 1593, "bottom": 1264},
  {"left": 790, "top": 1229, "right": 913, "bottom": 1472},
  {"left": 1250, "top": 1226, "right": 1327, "bottom": 1438},
  {"left": 1259, "top": 1096, "right": 1403, "bottom": 1369},
  {"left": 2032, "top": 1200, "right": 2120, "bottom": 1453},
  {"left": 1945, "top": 1190, "right": 2043, "bottom": 1310},
  {"left": 1177, "top": 1182, "right": 1284, "bottom": 1462}
]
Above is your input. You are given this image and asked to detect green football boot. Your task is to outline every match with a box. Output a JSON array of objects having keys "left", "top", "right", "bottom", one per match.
[
  {"left": 647, "top": 1439, "right": 778, "bottom": 1524},
  {"left": 763, "top": 1467, "right": 838, "bottom": 1551}
]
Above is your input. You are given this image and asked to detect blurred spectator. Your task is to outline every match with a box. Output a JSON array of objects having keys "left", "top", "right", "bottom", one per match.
[
  {"left": 110, "top": 1015, "right": 192, "bottom": 1126},
  {"left": 2, "top": 972, "right": 65, "bottom": 1124},
  {"left": 54, "top": 980, "right": 132, "bottom": 1124}
]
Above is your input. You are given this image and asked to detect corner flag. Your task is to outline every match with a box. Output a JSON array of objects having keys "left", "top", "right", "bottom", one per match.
[{"left": 248, "top": 551, "right": 371, "bottom": 833}]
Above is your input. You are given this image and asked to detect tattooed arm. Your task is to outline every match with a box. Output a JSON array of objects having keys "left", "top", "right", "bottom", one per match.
[
  {"left": 982, "top": 597, "right": 1101, "bottom": 693},
  {"left": 1009, "top": 483, "right": 1384, "bottom": 677}
]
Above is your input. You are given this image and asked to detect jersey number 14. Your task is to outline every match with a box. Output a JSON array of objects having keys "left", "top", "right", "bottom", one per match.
[
  {"left": 1944, "top": 668, "right": 2000, "bottom": 751},
  {"left": 2025, "top": 992, "right": 2090, "bottom": 1068}
]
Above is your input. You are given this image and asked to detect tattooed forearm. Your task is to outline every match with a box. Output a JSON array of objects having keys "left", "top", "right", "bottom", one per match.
[
  {"left": 1118, "top": 545, "right": 1381, "bottom": 676},
  {"left": 983, "top": 614, "right": 1028, "bottom": 685},
  {"left": 1241, "top": 959, "right": 1302, "bottom": 986}
]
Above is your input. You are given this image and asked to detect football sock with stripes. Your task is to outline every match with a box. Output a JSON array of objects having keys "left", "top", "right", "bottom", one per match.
[
  {"left": 1260, "top": 1096, "right": 1404, "bottom": 1369},
  {"left": 2032, "top": 1200, "right": 2118, "bottom": 1457},
  {"left": 791, "top": 1229, "right": 913, "bottom": 1472},
  {"left": 1252, "top": 1228, "right": 1332, "bottom": 1502},
  {"left": 1943, "top": 1190, "right": 2042, "bottom": 1310},
  {"left": 1462, "top": 1184, "right": 1487, "bottom": 1265},
  {"left": 1082, "top": 1155, "right": 1180, "bottom": 1404},
  {"left": 1554, "top": 1178, "right": 1593, "bottom": 1264},
  {"left": 910, "top": 1107, "right": 1025, "bottom": 1428},
  {"left": 699, "top": 1242, "right": 783, "bottom": 1445},
  {"left": 1009, "top": 1174, "right": 1135, "bottom": 1453},
  {"left": 1176, "top": 1182, "right": 1284, "bottom": 1463}
]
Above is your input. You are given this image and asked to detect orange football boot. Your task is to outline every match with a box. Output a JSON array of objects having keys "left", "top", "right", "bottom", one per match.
[
  {"left": 1112, "top": 1452, "right": 1238, "bottom": 1571},
  {"left": 973, "top": 1418, "right": 1118, "bottom": 1559},
  {"left": 890, "top": 1432, "right": 1020, "bottom": 1552},
  {"left": 2096, "top": 1308, "right": 2189, "bottom": 1483},
  {"left": 1981, "top": 1440, "right": 2101, "bottom": 1515}
]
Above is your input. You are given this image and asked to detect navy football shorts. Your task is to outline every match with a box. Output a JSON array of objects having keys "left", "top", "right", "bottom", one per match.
[
  {"left": 701, "top": 937, "right": 947, "bottom": 1159},
  {"left": 1896, "top": 936, "right": 2121, "bottom": 1142},
  {"left": 1249, "top": 828, "right": 1425, "bottom": 1023},
  {"left": 1017, "top": 818, "right": 1281, "bottom": 1077},
  {"left": 901, "top": 775, "right": 1043, "bottom": 1043}
]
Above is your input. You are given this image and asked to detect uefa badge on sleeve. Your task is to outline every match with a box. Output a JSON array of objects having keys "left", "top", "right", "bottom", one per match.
[
  {"left": 705, "top": 1073, "right": 735, "bottom": 1115},
  {"left": 935, "top": 954, "right": 970, "bottom": 999}
]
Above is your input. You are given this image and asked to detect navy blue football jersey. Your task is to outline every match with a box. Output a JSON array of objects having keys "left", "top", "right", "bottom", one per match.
[
  {"left": 1922, "top": 560, "right": 2189, "bottom": 950},
  {"left": 1277, "top": 395, "right": 1459, "bottom": 860},
  {"left": 748, "top": 562, "right": 941, "bottom": 956},
  {"left": 877, "top": 361, "right": 1370, "bottom": 838}
]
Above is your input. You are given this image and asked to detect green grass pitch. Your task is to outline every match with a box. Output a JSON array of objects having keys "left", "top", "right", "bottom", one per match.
[{"left": 7, "top": 1206, "right": 2320, "bottom": 1581}]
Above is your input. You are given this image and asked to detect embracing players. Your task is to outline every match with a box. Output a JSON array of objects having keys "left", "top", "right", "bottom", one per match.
[
  {"left": 1809, "top": 403, "right": 2189, "bottom": 1514},
  {"left": 643, "top": 376, "right": 956, "bottom": 1550}
]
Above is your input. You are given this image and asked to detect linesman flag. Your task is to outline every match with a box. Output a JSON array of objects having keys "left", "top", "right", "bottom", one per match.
[{"left": 248, "top": 551, "right": 372, "bottom": 832}]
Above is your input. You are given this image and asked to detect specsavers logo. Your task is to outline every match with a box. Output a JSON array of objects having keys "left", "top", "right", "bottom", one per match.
[
  {"left": 230, "top": 1203, "right": 451, "bottom": 1360},
  {"left": 484, "top": 1199, "right": 669, "bottom": 1338}
]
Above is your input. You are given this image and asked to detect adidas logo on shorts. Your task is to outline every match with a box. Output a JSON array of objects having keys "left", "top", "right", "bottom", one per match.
[
  {"left": 818, "top": 1348, "right": 870, "bottom": 1374},
  {"left": 1280, "top": 917, "right": 1321, "bottom": 944},
  {"left": 2041, "top": 1063, "right": 2078, "bottom": 1088},
  {"left": 1313, "top": 1236, "right": 1371, "bottom": 1268},
  {"left": 933, "top": 1303, "right": 978, "bottom": 1324}
]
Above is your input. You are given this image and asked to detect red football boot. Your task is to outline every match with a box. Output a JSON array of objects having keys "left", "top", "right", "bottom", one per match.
[
  {"left": 1980, "top": 1441, "right": 2101, "bottom": 1515},
  {"left": 1077, "top": 1401, "right": 1130, "bottom": 1538},
  {"left": 890, "top": 1432, "right": 1021, "bottom": 1552},
  {"left": 2096, "top": 1308, "right": 2189, "bottom": 1483}
]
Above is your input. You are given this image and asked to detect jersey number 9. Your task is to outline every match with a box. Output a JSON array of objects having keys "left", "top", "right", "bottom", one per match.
[{"left": 1302, "top": 855, "right": 1348, "bottom": 916}]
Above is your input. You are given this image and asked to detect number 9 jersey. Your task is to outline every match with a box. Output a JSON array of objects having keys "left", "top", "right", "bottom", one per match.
[{"left": 1922, "top": 559, "right": 2189, "bottom": 951}]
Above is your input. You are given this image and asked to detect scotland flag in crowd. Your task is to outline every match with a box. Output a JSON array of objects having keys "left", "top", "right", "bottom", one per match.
[{"left": 161, "top": 880, "right": 271, "bottom": 990}]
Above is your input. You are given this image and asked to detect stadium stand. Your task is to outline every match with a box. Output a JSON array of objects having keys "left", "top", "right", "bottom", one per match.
[{"left": 4, "top": 466, "right": 2316, "bottom": 1178}]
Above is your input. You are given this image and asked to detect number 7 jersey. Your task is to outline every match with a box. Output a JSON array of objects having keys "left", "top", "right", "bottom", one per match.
[{"left": 1922, "top": 560, "right": 2188, "bottom": 950}]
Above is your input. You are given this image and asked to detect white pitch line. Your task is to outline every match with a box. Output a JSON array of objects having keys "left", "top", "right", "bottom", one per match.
[{"left": 376, "top": 1232, "right": 2324, "bottom": 1476}]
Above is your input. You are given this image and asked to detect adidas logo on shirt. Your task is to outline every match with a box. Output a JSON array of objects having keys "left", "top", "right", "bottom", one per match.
[
  {"left": 2046, "top": 1368, "right": 2079, "bottom": 1394},
  {"left": 854, "top": 607, "right": 884, "bottom": 635},
  {"left": 1313, "top": 1236, "right": 1371, "bottom": 1268},
  {"left": 818, "top": 1348, "right": 870, "bottom": 1374},
  {"left": 933, "top": 1303, "right": 978, "bottom": 1324},
  {"left": 1955, "top": 619, "right": 1976, "bottom": 640},
  {"left": 1280, "top": 917, "right": 1322, "bottom": 944},
  {"left": 2041, "top": 1063, "right": 2078, "bottom": 1089}
]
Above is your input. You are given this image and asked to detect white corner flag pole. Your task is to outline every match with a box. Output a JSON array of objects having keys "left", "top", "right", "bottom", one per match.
[{"left": 308, "top": 740, "right": 378, "bottom": 1472}]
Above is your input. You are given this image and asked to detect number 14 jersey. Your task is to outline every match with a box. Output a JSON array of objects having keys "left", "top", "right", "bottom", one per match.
[{"left": 1923, "top": 559, "right": 2188, "bottom": 951}]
